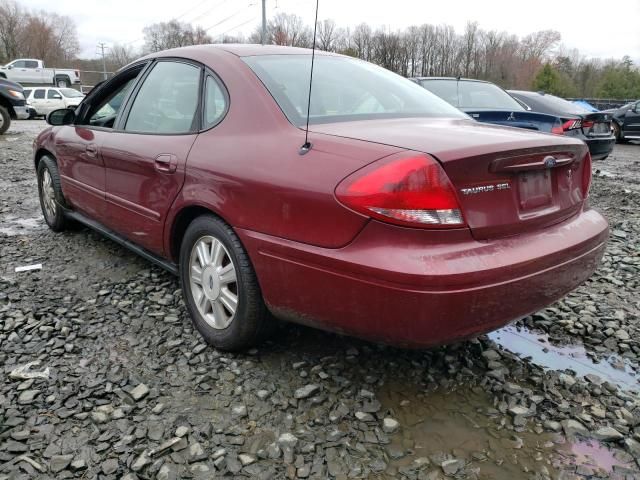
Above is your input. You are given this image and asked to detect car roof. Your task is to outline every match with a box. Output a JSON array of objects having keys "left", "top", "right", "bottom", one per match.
[
  {"left": 508, "top": 90, "right": 543, "bottom": 97},
  {"left": 411, "top": 77, "right": 491, "bottom": 84},
  {"left": 147, "top": 43, "right": 341, "bottom": 59}
]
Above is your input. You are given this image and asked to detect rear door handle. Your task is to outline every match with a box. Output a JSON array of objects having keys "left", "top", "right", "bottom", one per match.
[
  {"left": 155, "top": 154, "right": 177, "bottom": 173},
  {"left": 85, "top": 144, "right": 98, "bottom": 158}
]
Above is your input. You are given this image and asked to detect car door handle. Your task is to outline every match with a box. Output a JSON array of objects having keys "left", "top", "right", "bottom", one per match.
[
  {"left": 85, "top": 144, "right": 98, "bottom": 158},
  {"left": 155, "top": 154, "right": 177, "bottom": 173}
]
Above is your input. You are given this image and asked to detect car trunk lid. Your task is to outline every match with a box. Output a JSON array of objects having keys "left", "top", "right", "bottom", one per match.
[{"left": 312, "top": 117, "right": 590, "bottom": 240}]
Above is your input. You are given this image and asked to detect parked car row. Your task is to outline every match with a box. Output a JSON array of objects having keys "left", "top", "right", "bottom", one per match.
[{"left": 412, "top": 77, "right": 618, "bottom": 159}]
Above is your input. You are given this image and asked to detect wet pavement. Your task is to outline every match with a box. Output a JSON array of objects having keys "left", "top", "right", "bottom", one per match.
[{"left": 1, "top": 121, "right": 640, "bottom": 479}]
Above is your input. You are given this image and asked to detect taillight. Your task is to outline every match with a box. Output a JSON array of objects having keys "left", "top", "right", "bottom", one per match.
[
  {"left": 336, "top": 153, "right": 465, "bottom": 228},
  {"left": 551, "top": 122, "right": 564, "bottom": 135},
  {"left": 582, "top": 152, "right": 592, "bottom": 198},
  {"left": 562, "top": 119, "right": 582, "bottom": 131},
  {"left": 581, "top": 120, "right": 594, "bottom": 129}
]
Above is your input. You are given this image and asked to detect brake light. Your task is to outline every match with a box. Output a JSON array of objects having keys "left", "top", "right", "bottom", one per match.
[
  {"left": 582, "top": 152, "right": 592, "bottom": 198},
  {"left": 562, "top": 119, "right": 582, "bottom": 131},
  {"left": 551, "top": 124, "right": 564, "bottom": 135},
  {"left": 336, "top": 153, "right": 465, "bottom": 228},
  {"left": 581, "top": 120, "right": 594, "bottom": 129}
]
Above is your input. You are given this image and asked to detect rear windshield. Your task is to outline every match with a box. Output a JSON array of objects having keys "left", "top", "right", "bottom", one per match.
[
  {"left": 242, "top": 55, "right": 466, "bottom": 126},
  {"left": 421, "top": 79, "right": 524, "bottom": 111},
  {"left": 514, "top": 92, "right": 593, "bottom": 116},
  {"left": 59, "top": 88, "right": 84, "bottom": 98}
]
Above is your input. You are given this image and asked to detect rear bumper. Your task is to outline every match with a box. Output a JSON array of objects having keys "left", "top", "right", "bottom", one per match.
[
  {"left": 238, "top": 209, "right": 608, "bottom": 347},
  {"left": 585, "top": 135, "right": 615, "bottom": 160}
]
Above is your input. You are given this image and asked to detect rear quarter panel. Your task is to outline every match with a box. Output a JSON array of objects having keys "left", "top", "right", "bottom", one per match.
[{"left": 163, "top": 49, "right": 402, "bottom": 257}]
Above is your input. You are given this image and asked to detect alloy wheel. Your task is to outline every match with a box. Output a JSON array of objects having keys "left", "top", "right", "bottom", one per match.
[
  {"left": 41, "top": 169, "right": 57, "bottom": 220},
  {"left": 189, "top": 235, "right": 239, "bottom": 330}
]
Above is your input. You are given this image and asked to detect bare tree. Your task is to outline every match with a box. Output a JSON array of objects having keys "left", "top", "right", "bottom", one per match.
[
  {"left": 0, "top": 0, "right": 23, "bottom": 62},
  {"left": 109, "top": 44, "right": 137, "bottom": 69},
  {"left": 317, "top": 19, "right": 338, "bottom": 51},
  {"left": 143, "top": 20, "right": 212, "bottom": 53}
]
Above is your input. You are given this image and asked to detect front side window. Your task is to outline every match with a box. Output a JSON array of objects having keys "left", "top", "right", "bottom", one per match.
[
  {"left": 11, "top": 60, "right": 26, "bottom": 68},
  {"left": 48, "top": 90, "right": 62, "bottom": 99},
  {"left": 204, "top": 75, "right": 227, "bottom": 128},
  {"left": 243, "top": 55, "right": 466, "bottom": 126},
  {"left": 125, "top": 61, "right": 201, "bottom": 134},
  {"left": 421, "top": 80, "right": 524, "bottom": 111},
  {"left": 23, "top": 89, "right": 32, "bottom": 98},
  {"left": 85, "top": 77, "right": 138, "bottom": 128},
  {"left": 33, "top": 89, "right": 45, "bottom": 99}
]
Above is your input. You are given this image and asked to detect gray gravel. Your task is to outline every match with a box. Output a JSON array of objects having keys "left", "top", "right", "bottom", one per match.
[{"left": 1, "top": 120, "right": 640, "bottom": 479}]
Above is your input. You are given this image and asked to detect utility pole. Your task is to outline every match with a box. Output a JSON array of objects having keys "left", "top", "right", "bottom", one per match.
[
  {"left": 261, "top": 0, "right": 266, "bottom": 45},
  {"left": 97, "top": 42, "right": 108, "bottom": 80}
]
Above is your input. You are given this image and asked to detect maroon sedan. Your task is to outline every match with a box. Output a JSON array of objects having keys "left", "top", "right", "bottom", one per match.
[{"left": 34, "top": 45, "right": 608, "bottom": 350}]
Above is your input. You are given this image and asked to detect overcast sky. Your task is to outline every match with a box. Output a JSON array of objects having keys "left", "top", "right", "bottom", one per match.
[{"left": 20, "top": 0, "right": 640, "bottom": 62}]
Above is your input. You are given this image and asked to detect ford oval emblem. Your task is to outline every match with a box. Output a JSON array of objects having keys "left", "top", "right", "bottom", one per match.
[{"left": 543, "top": 156, "right": 557, "bottom": 168}]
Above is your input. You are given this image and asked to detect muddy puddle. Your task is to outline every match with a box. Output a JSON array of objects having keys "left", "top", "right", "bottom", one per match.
[
  {"left": 378, "top": 382, "right": 632, "bottom": 479},
  {"left": 0, "top": 215, "right": 46, "bottom": 236},
  {"left": 378, "top": 382, "right": 562, "bottom": 479},
  {"left": 488, "top": 326, "right": 639, "bottom": 390}
]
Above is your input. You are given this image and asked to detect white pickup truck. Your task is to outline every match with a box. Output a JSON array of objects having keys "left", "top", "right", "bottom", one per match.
[{"left": 0, "top": 59, "right": 81, "bottom": 88}]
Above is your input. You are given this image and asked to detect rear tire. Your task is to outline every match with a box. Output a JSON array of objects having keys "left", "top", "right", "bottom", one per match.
[
  {"left": 613, "top": 122, "right": 627, "bottom": 144},
  {"left": 37, "top": 156, "right": 67, "bottom": 232},
  {"left": 179, "top": 215, "right": 273, "bottom": 351},
  {"left": 0, "top": 106, "right": 10, "bottom": 135},
  {"left": 56, "top": 77, "right": 71, "bottom": 88}
]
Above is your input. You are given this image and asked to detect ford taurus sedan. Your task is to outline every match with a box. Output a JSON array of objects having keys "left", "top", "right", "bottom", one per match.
[{"left": 34, "top": 45, "right": 608, "bottom": 351}]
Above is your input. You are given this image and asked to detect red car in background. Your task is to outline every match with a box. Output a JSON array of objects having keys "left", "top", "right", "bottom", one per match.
[{"left": 34, "top": 45, "right": 608, "bottom": 350}]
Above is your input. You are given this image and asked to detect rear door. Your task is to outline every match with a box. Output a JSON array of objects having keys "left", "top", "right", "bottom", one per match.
[
  {"left": 23, "top": 60, "right": 42, "bottom": 83},
  {"left": 101, "top": 60, "right": 203, "bottom": 256},
  {"left": 623, "top": 102, "right": 640, "bottom": 138},
  {"left": 30, "top": 88, "right": 47, "bottom": 114}
]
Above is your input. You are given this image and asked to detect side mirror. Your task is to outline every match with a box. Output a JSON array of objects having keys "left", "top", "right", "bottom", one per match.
[
  {"left": 635, "top": 103, "right": 640, "bottom": 113},
  {"left": 47, "top": 108, "right": 75, "bottom": 126},
  {"left": 7, "top": 65, "right": 13, "bottom": 70}
]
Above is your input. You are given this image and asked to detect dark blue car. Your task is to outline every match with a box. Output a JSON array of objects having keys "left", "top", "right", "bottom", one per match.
[{"left": 411, "top": 77, "right": 564, "bottom": 134}]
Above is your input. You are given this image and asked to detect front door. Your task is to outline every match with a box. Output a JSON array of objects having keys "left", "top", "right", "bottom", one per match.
[
  {"left": 56, "top": 70, "right": 143, "bottom": 223},
  {"left": 101, "top": 60, "right": 202, "bottom": 256},
  {"left": 44, "top": 89, "right": 64, "bottom": 115}
]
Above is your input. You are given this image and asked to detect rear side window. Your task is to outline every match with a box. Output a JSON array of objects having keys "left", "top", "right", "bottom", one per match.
[
  {"left": 33, "top": 89, "right": 45, "bottom": 99},
  {"left": 204, "top": 76, "right": 227, "bottom": 128},
  {"left": 25, "top": 61, "right": 39, "bottom": 68},
  {"left": 125, "top": 61, "right": 201, "bottom": 134}
]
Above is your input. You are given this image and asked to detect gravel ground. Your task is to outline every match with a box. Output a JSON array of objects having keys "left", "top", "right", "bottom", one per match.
[{"left": 1, "top": 120, "right": 640, "bottom": 480}]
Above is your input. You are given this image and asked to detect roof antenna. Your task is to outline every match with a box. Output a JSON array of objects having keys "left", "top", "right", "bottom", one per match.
[{"left": 299, "top": 0, "right": 319, "bottom": 155}]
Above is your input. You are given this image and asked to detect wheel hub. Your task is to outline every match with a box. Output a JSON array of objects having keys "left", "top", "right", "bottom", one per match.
[{"left": 202, "top": 265, "right": 221, "bottom": 300}]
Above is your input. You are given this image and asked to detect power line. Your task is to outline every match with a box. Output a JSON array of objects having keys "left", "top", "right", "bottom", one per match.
[
  {"left": 174, "top": 0, "right": 210, "bottom": 21},
  {"left": 184, "top": 0, "right": 232, "bottom": 25},
  {"left": 219, "top": 16, "right": 260, "bottom": 38},
  {"left": 203, "top": 3, "right": 257, "bottom": 32}
]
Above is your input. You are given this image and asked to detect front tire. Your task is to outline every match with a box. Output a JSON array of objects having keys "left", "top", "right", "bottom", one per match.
[
  {"left": 0, "top": 106, "right": 10, "bottom": 135},
  {"left": 37, "top": 156, "right": 67, "bottom": 232},
  {"left": 179, "top": 215, "right": 272, "bottom": 351}
]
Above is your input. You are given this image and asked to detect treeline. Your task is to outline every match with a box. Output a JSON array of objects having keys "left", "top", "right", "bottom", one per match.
[
  {"left": 1, "top": 0, "right": 638, "bottom": 99},
  {"left": 0, "top": 0, "right": 79, "bottom": 66}
]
